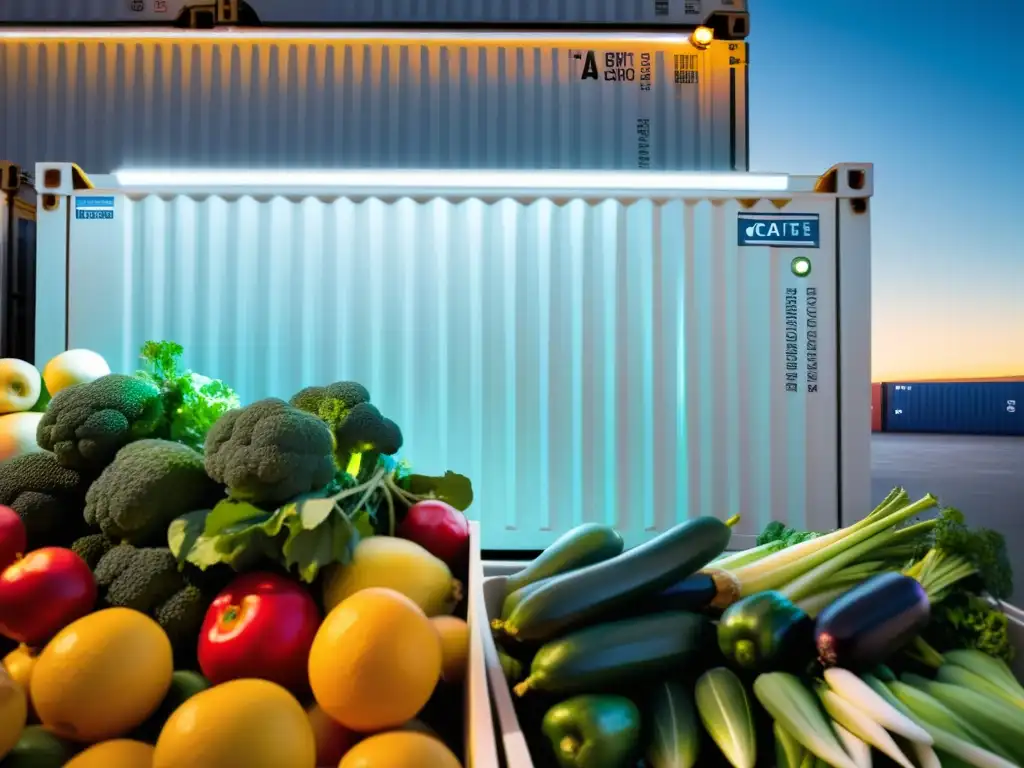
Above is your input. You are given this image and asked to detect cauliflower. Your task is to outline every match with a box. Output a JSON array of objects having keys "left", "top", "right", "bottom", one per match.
[
  {"left": 203, "top": 398, "right": 335, "bottom": 506},
  {"left": 0, "top": 451, "right": 92, "bottom": 548},
  {"left": 36, "top": 374, "right": 165, "bottom": 471},
  {"left": 83, "top": 439, "right": 224, "bottom": 546}
]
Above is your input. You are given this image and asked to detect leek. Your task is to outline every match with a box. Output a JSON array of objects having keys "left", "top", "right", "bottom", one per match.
[
  {"left": 733, "top": 494, "right": 936, "bottom": 598},
  {"left": 712, "top": 541, "right": 785, "bottom": 570}
]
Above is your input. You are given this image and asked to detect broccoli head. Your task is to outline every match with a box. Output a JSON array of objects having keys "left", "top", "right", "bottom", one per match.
[
  {"left": 333, "top": 402, "right": 403, "bottom": 478},
  {"left": 84, "top": 439, "right": 225, "bottom": 546},
  {"left": 203, "top": 398, "right": 335, "bottom": 506},
  {"left": 289, "top": 381, "right": 370, "bottom": 432},
  {"left": 0, "top": 451, "right": 92, "bottom": 548},
  {"left": 71, "top": 532, "right": 117, "bottom": 569},
  {"left": 36, "top": 374, "right": 166, "bottom": 472},
  {"left": 93, "top": 543, "right": 213, "bottom": 658}
]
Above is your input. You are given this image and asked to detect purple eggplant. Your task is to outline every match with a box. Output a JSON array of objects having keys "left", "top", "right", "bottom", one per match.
[{"left": 814, "top": 572, "right": 930, "bottom": 670}]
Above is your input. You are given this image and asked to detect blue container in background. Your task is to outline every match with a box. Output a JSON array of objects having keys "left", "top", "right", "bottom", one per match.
[{"left": 884, "top": 382, "right": 1024, "bottom": 436}]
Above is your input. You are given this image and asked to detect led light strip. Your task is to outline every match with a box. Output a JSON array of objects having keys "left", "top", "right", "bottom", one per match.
[{"left": 111, "top": 168, "right": 790, "bottom": 194}]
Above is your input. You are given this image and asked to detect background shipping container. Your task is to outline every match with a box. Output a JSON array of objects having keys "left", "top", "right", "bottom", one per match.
[
  {"left": 0, "top": 0, "right": 750, "bottom": 32},
  {"left": 0, "top": 29, "right": 748, "bottom": 174},
  {"left": 884, "top": 382, "right": 1024, "bottom": 436},
  {"left": 0, "top": 166, "right": 36, "bottom": 362},
  {"left": 33, "top": 162, "right": 874, "bottom": 550}
]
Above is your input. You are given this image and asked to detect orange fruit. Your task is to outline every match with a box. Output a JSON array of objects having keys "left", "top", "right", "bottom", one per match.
[
  {"left": 0, "top": 666, "right": 27, "bottom": 760},
  {"left": 430, "top": 616, "right": 469, "bottom": 684},
  {"left": 308, "top": 588, "right": 441, "bottom": 732},
  {"left": 31, "top": 608, "right": 172, "bottom": 742},
  {"left": 339, "top": 731, "right": 461, "bottom": 768},
  {"left": 307, "top": 703, "right": 359, "bottom": 766},
  {"left": 65, "top": 739, "right": 154, "bottom": 767},
  {"left": 153, "top": 678, "right": 315, "bottom": 768}
]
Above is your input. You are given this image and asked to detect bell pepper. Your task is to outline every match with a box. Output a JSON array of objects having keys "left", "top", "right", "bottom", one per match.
[
  {"left": 717, "top": 591, "right": 814, "bottom": 671},
  {"left": 541, "top": 694, "right": 641, "bottom": 768}
]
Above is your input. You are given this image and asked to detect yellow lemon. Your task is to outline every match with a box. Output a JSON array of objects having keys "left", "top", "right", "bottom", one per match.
[
  {"left": 0, "top": 666, "right": 27, "bottom": 760},
  {"left": 3, "top": 646, "right": 37, "bottom": 719},
  {"left": 65, "top": 739, "right": 155, "bottom": 767},
  {"left": 309, "top": 587, "right": 441, "bottom": 732},
  {"left": 430, "top": 616, "right": 469, "bottom": 684},
  {"left": 153, "top": 678, "right": 315, "bottom": 768},
  {"left": 31, "top": 608, "right": 172, "bottom": 742},
  {"left": 339, "top": 731, "right": 462, "bottom": 768}
]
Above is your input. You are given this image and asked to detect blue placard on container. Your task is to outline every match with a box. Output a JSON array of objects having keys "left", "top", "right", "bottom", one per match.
[
  {"left": 75, "top": 195, "right": 116, "bottom": 220},
  {"left": 737, "top": 212, "right": 819, "bottom": 248}
]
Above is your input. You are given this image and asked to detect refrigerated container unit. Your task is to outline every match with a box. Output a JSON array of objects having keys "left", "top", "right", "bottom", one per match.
[
  {"left": 0, "top": 162, "right": 37, "bottom": 362},
  {"left": 0, "top": 0, "right": 749, "bottom": 34},
  {"left": 0, "top": 27, "right": 747, "bottom": 175},
  {"left": 885, "top": 381, "right": 1024, "bottom": 437},
  {"left": 32, "top": 161, "right": 874, "bottom": 549}
]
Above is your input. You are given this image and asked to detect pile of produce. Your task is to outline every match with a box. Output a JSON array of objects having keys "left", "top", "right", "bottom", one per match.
[
  {"left": 0, "top": 342, "right": 478, "bottom": 768},
  {"left": 491, "top": 489, "right": 1021, "bottom": 767}
]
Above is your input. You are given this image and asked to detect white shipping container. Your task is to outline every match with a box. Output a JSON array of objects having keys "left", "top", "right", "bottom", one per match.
[
  {"left": 0, "top": 29, "right": 748, "bottom": 173},
  {"left": 33, "top": 162, "right": 873, "bottom": 550},
  {"left": 0, "top": 0, "right": 749, "bottom": 32}
]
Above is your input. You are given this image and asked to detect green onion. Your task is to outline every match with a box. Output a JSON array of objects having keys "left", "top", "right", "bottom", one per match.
[
  {"left": 734, "top": 494, "right": 936, "bottom": 598},
  {"left": 943, "top": 649, "right": 1024, "bottom": 706},
  {"left": 712, "top": 541, "right": 785, "bottom": 571}
]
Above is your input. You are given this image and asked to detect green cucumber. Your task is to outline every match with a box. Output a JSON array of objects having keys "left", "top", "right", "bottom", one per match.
[
  {"left": 646, "top": 680, "right": 701, "bottom": 768},
  {"left": 513, "top": 611, "right": 712, "bottom": 697},
  {"left": 496, "top": 517, "right": 733, "bottom": 642},
  {"left": 504, "top": 523, "right": 624, "bottom": 596}
]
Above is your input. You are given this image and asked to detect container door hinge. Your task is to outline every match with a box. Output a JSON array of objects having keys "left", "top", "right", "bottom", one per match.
[{"left": 0, "top": 162, "right": 21, "bottom": 192}]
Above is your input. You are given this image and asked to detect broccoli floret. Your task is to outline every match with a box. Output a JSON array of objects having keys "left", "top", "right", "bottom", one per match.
[
  {"left": 71, "top": 532, "right": 116, "bottom": 569},
  {"left": 334, "top": 402, "right": 404, "bottom": 479},
  {"left": 203, "top": 398, "right": 335, "bottom": 506},
  {"left": 289, "top": 381, "right": 370, "bottom": 432},
  {"left": 83, "top": 439, "right": 224, "bottom": 546},
  {"left": 0, "top": 452, "right": 92, "bottom": 548},
  {"left": 756, "top": 521, "right": 787, "bottom": 546},
  {"left": 93, "top": 543, "right": 214, "bottom": 660},
  {"left": 36, "top": 374, "right": 166, "bottom": 471}
]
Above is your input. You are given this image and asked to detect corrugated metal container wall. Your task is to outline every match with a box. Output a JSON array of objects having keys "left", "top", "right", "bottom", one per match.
[
  {"left": 885, "top": 382, "right": 1024, "bottom": 436},
  {"left": 871, "top": 381, "right": 882, "bottom": 432},
  {"left": 33, "top": 168, "right": 875, "bottom": 551},
  {"left": 0, "top": 31, "right": 748, "bottom": 173},
  {"left": 0, "top": 0, "right": 749, "bottom": 28}
]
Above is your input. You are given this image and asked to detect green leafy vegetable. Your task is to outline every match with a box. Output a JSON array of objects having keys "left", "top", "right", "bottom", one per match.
[
  {"left": 924, "top": 592, "right": 1014, "bottom": 664},
  {"left": 137, "top": 340, "right": 240, "bottom": 453},
  {"left": 756, "top": 520, "right": 821, "bottom": 547},
  {"left": 168, "top": 463, "right": 469, "bottom": 583}
]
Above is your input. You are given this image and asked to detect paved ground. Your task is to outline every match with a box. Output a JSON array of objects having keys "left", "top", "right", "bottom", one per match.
[{"left": 871, "top": 433, "right": 1024, "bottom": 599}]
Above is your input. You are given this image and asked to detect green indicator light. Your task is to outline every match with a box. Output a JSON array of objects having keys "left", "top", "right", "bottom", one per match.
[{"left": 791, "top": 256, "right": 812, "bottom": 277}]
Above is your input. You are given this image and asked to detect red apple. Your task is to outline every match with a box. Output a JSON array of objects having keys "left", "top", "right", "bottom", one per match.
[
  {"left": 198, "top": 571, "right": 321, "bottom": 693},
  {"left": 0, "top": 506, "right": 26, "bottom": 572},
  {"left": 0, "top": 547, "right": 97, "bottom": 646}
]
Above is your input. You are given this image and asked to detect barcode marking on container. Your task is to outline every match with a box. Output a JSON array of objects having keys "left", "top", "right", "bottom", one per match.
[
  {"left": 655, "top": 0, "right": 670, "bottom": 16},
  {"left": 674, "top": 54, "right": 699, "bottom": 85}
]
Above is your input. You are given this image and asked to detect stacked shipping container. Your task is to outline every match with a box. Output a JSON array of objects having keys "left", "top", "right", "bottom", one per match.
[{"left": 871, "top": 381, "right": 1024, "bottom": 437}]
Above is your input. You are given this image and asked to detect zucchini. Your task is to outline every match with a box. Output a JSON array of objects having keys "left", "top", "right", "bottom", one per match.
[
  {"left": 500, "top": 577, "right": 551, "bottom": 620},
  {"left": 513, "top": 611, "right": 712, "bottom": 697},
  {"left": 503, "top": 523, "right": 624, "bottom": 596},
  {"left": 495, "top": 517, "right": 733, "bottom": 642},
  {"left": 646, "top": 680, "right": 701, "bottom": 768}
]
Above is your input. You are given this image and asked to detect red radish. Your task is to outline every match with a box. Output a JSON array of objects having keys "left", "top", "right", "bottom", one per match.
[
  {"left": 0, "top": 547, "right": 97, "bottom": 646},
  {"left": 198, "top": 571, "right": 321, "bottom": 693},
  {"left": 0, "top": 506, "right": 26, "bottom": 572},
  {"left": 397, "top": 500, "right": 471, "bottom": 568}
]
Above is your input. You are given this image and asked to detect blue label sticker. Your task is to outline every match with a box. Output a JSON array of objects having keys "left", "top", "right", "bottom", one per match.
[
  {"left": 75, "top": 195, "right": 115, "bottom": 220},
  {"left": 738, "top": 213, "right": 820, "bottom": 248}
]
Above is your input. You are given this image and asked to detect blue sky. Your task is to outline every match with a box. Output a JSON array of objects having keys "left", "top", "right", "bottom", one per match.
[{"left": 748, "top": 0, "right": 1024, "bottom": 380}]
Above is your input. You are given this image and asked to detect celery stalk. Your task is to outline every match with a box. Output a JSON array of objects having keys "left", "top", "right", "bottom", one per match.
[
  {"left": 713, "top": 541, "right": 785, "bottom": 571},
  {"left": 795, "top": 586, "right": 851, "bottom": 618},
  {"left": 781, "top": 531, "right": 896, "bottom": 602},
  {"left": 735, "top": 495, "right": 936, "bottom": 598}
]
